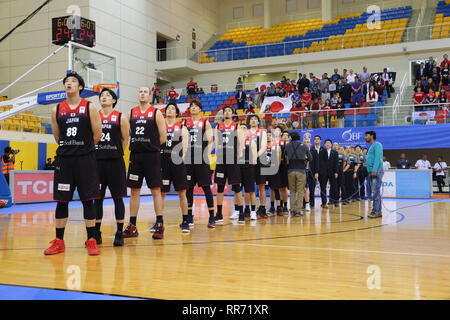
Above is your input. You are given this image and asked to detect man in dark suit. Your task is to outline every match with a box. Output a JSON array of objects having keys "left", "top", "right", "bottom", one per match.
[
  {"left": 319, "top": 139, "right": 339, "bottom": 208},
  {"left": 424, "top": 57, "right": 435, "bottom": 78},
  {"left": 235, "top": 87, "right": 246, "bottom": 111},
  {"left": 307, "top": 135, "right": 323, "bottom": 209},
  {"left": 415, "top": 63, "right": 426, "bottom": 82}
]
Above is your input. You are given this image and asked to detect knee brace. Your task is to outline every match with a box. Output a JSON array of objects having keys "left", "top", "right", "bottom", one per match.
[
  {"left": 82, "top": 200, "right": 96, "bottom": 220},
  {"left": 186, "top": 187, "right": 194, "bottom": 208},
  {"left": 113, "top": 198, "right": 125, "bottom": 221},
  {"left": 217, "top": 184, "right": 225, "bottom": 193},
  {"left": 201, "top": 186, "right": 214, "bottom": 208},
  {"left": 232, "top": 184, "right": 242, "bottom": 193},
  {"left": 94, "top": 198, "right": 103, "bottom": 221},
  {"left": 55, "top": 202, "right": 69, "bottom": 219}
]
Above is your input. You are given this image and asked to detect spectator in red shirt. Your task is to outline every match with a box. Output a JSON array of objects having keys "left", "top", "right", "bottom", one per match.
[
  {"left": 290, "top": 102, "right": 309, "bottom": 128},
  {"left": 263, "top": 104, "right": 273, "bottom": 128},
  {"left": 413, "top": 86, "right": 426, "bottom": 111},
  {"left": 440, "top": 54, "right": 449, "bottom": 69},
  {"left": 152, "top": 83, "right": 161, "bottom": 104},
  {"left": 186, "top": 77, "right": 198, "bottom": 100},
  {"left": 301, "top": 87, "right": 312, "bottom": 106},
  {"left": 425, "top": 88, "right": 438, "bottom": 111},
  {"left": 322, "top": 99, "right": 333, "bottom": 128},
  {"left": 424, "top": 78, "right": 436, "bottom": 93},
  {"left": 167, "top": 86, "right": 177, "bottom": 104},
  {"left": 310, "top": 97, "right": 321, "bottom": 128}
]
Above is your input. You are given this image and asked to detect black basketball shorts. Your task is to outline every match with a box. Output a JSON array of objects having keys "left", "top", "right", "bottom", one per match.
[
  {"left": 161, "top": 156, "right": 188, "bottom": 193},
  {"left": 53, "top": 153, "right": 100, "bottom": 202},
  {"left": 279, "top": 164, "right": 288, "bottom": 188},
  {"left": 186, "top": 164, "right": 212, "bottom": 188},
  {"left": 127, "top": 152, "right": 162, "bottom": 189},
  {"left": 214, "top": 164, "right": 241, "bottom": 186},
  {"left": 240, "top": 165, "right": 255, "bottom": 193},
  {"left": 97, "top": 157, "right": 127, "bottom": 199}
]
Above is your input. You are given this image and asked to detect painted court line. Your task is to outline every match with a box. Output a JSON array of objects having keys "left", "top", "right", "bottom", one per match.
[{"left": 219, "top": 242, "right": 450, "bottom": 259}]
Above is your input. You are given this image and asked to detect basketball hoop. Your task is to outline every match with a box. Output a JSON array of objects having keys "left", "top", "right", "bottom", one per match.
[{"left": 93, "top": 83, "right": 119, "bottom": 93}]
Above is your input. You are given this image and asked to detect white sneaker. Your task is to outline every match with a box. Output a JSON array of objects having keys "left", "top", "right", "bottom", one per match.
[
  {"left": 250, "top": 211, "right": 257, "bottom": 220},
  {"left": 305, "top": 204, "right": 311, "bottom": 211},
  {"left": 230, "top": 211, "right": 240, "bottom": 220}
]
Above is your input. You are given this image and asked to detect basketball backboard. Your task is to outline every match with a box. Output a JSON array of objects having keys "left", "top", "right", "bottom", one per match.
[{"left": 69, "top": 41, "right": 118, "bottom": 92}]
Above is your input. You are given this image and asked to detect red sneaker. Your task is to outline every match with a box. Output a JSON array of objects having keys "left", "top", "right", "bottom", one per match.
[
  {"left": 44, "top": 238, "right": 65, "bottom": 255},
  {"left": 152, "top": 223, "right": 164, "bottom": 240},
  {"left": 123, "top": 223, "right": 139, "bottom": 238},
  {"left": 86, "top": 238, "right": 100, "bottom": 255}
]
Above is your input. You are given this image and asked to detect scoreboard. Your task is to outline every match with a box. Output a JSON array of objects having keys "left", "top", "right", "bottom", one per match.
[{"left": 52, "top": 16, "right": 96, "bottom": 47}]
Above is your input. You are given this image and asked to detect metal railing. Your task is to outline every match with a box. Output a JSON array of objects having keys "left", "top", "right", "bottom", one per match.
[
  {"left": 157, "top": 22, "right": 450, "bottom": 63},
  {"left": 392, "top": 73, "right": 408, "bottom": 122}
]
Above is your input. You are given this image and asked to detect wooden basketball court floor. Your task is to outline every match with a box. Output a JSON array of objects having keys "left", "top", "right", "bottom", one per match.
[{"left": 0, "top": 195, "right": 448, "bottom": 300}]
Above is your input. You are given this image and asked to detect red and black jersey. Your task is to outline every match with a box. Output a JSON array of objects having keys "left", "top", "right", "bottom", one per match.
[
  {"left": 152, "top": 87, "right": 161, "bottom": 96},
  {"left": 248, "top": 128, "right": 263, "bottom": 164},
  {"left": 186, "top": 82, "right": 197, "bottom": 94},
  {"left": 168, "top": 90, "right": 177, "bottom": 100},
  {"left": 96, "top": 110, "right": 123, "bottom": 160},
  {"left": 184, "top": 117, "right": 208, "bottom": 165},
  {"left": 262, "top": 142, "right": 278, "bottom": 168},
  {"left": 240, "top": 137, "right": 253, "bottom": 166},
  {"left": 216, "top": 121, "right": 238, "bottom": 165},
  {"left": 413, "top": 92, "right": 426, "bottom": 104},
  {"left": 56, "top": 99, "right": 94, "bottom": 156},
  {"left": 161, "top": 121, "right": 183, "bottom": 159},
  {"left": 129, "top": 105, "right": 161, "bottom": 153},
  {"left": 278, "top": 139, "right": 288, "bottom": 165}
]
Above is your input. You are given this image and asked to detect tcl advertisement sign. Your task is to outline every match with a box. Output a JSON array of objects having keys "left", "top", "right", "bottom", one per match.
[{"left": 11, "top": 171, "right": 55, "bottom": 203}]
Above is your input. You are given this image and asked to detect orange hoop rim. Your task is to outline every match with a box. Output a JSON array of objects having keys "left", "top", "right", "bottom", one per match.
[{"left": 93, "top": 83, "right": 119, "bottom": 93}]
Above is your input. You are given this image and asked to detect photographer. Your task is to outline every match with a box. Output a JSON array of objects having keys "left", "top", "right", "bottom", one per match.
[{"left": 2, "top": 147, "right": 18, "bottom": 185}]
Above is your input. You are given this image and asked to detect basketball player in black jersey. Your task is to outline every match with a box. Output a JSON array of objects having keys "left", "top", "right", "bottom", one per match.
[
  {"left": 263, "top": 131, "right": 282, "bottom": 214},
  {"left": 124, "top": 87, "right": 167, "bottom": 239},
  {"left": 247, "top": 114, "right": 268, "bottom": 218},
  {"left": 159, "top": 103, "right": 190, "bottom": 233},
  {"left": 94, "top": 88, "right": 130, "bottom": 247},
  {"left": 184, "top": 100, "right": 215, "bottom": 228},
  {"left": 214, "top": 106, "right": 245, "bottom": 224},
  {"left": 271, "top": 126, "right": 288, "bottom": 216},
  {"left": 238, "top": 123, "right": 258, "bottom": 221},
  {"left": 44, "top": 72, "right": 102, "bottom": 256}
]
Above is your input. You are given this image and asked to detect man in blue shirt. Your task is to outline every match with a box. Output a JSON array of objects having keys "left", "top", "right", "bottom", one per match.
[
  {"left": 365, "top": 131, "right": 383, "bottom": 218},
  {"left": 291, "top": 89, "right": 302, "bottom": 108}
]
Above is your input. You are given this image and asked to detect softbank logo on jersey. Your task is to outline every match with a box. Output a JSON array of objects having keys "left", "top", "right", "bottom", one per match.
[{"left": 342, "top": 129, "right": 363, "bottom": 142}]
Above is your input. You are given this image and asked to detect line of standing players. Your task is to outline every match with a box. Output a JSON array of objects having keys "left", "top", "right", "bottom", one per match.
[{"left": 44, "top": 73, "right": 368, "bottom": 256}]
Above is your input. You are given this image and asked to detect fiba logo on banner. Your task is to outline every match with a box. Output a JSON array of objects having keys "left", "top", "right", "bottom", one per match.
[{"left": 342, "top": 129, "right": 364, "bottom": 142}]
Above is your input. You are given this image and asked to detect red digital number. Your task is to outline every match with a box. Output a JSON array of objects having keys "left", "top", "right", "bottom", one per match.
[
  {"left": 79, "top": 28, "right": 86, "bottom": 40},
  {"left": 86, "top": 30, "right": 93, "bottom": 42},
  {"left": 63, "top": 28, "right": 70, "bottom": 39},
  {"left": 56, "top": 27, "right": 62, "bottom": 40}
]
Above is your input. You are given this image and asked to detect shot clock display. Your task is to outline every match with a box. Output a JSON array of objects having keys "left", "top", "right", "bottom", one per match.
[{"left": 52, "top": 16, "right": 96, "bottom": 47}]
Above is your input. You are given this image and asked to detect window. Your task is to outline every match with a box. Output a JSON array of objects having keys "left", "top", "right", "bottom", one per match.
[
  {"left": 253, "top": 3, "right": 264, "bottom": 17},
  {"left": 286, "top": 0, "right": 297, "bottom": 12},
  {"left": 307, "top": 0, "right": 320, "bottom": 9},
  {"left": 233, "top": 6, "right": 244, "bottom": 19}
]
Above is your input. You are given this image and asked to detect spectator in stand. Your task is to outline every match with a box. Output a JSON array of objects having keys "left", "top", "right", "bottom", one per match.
[
  {"left": 425, "top": 88, "right": 438, "bottom": 111},
  {"left": 281, "top": 76, "right": 288, "bottom": 88},
  {"left": 374, "top": 79, "right": 385, "bottom": 102},
  {"left": 263, "top": 104, "right": 273, "bottom": 128},
  {"left": 186, "top": 77, "right": 197, "bottom": 100},
  {"left": 301, "top": 87, "right": 313, "bottom": 106},
  {"left": 319, "top": 74, "right": 330, "bottom": 94},
  {"left": 335, "top": 97, "right": 345, "bottom": 128},
  {"left": 351, "top": 76, "right": 363, "bottom": 105},
  {"left": 421, "top": 75, "right": 428, "bottom": 88},
  {"left": 432, "top": 60, "right": 441, "bottom": 75},
  {"left": 342, "top": 69, "right": 349, "bottom": 81},
  {"left": 246, "top": 93, "right": 256, "bottom": 111},
  {"left": 360, "top": 66, "right": 371, "bottom": 82},
  {"left": 321, "top": 87, "right": 330, "bottom": 103},
  {"left": 44, "top": 158, "right": 55, "bottom": 171},
  {"left": 383, "top": 156, "right": 391, "bottom": 171},
  {"left": 416, "top": 63, "right": 426, "bottom": 82},
  {"left": 267, "top": 83, "right": 276, "bottom": 97},
  {"left": 236, "top": 77, "right": 243, "bottom": 90},
  {"left": 330, "top": 92, "right": 338, "bottom": 108},
  {"left": 331, "top": 68, "right": 341, "bottom": 84},
  {"left": 274, "top": 86, "right": 284, "bottom": 97},
  {"left": 296, "top": 73, "right": 302, "bottom": 88},
  {"left": 425, "top": 56, "right": 436, "bottom": 77},
  {"left": 167, "top": 86, "right": 177, "bottom": 104},
  {"left": 440, "top": 54, "right": 449, "bottom": 69},
  {"left": 253, "top": 88, "right": 261, "bottom": 109},
  {"left": 367, "top": 86, "right": 379, "bottom": 110},
  {"left": 434, "top": 156, "right": 447, "bottom": 193},
  {"left": 442, "top": 62, "right": 449, "bottom": 88},
  {"left": 415, "top": 154, "right": 432, "bottom": 170},
  {"left": 290, "top": 102, "right": 302, "bottom": 126},
  {"left": 245, "top": 103, "right": 256, "bottom": 117},
  {"left": 322, "top": 99, "right": 333, "bottom": 128},
  {"left": 308, "top": 73, "right": 315, "bottom": 84},
  {"left": 382, "top": 68, "right": 393, "bottom": 99},
  {"left": 413, "top": 86, "right": 426, "bottom": 111},
  {"left": 310, "top": 97, "right": 321, "bottom": 128},
  {"left": 425, "top": 78, "right": 437, "bottom": 93},
  {"left": 198, "top": 88, "right": 205, "bottom": 94},
  {"left": 363, "top": 75, "right": 376, "bottom": 97},
  {"left": 291, "top": 88, "right": 302, "bottom": 108},
  {"left": 347, "top": 69, "right": 356, "bottom": 84},
  {"left": 298, "top": 102, "right": 310, "bottom": 129},
  {"left": 430, "top": 67, "right": 441, "bottom": 90},
  {"left": 438, "top": 87, "right": 448, "bottom": 110},
  {"left": 340, "top": 78, "right": 352, "bottom": 104},
  {"left": 283, "top": 80, "right": 293, "bottom": 97},
  {"left": 235, "top": 87, "right": 246, "bottom": 111},
  {"left": 309, "top": 76, "right": 319, "bottom": 100},
  {"left": 151, "top": 83, "right": 161, "bottom": 104},
  {"left": 414, "top": 79, "right": 424, "bottom": 93},
  {"left": 397, "top": 153, "right": 411, "bottom": 169},
  {"left": 329, "top": 80, "right": 337, "bottom": 97},
  {"left": 298, "top": 74, "right": 310, "bottom": 94}
]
